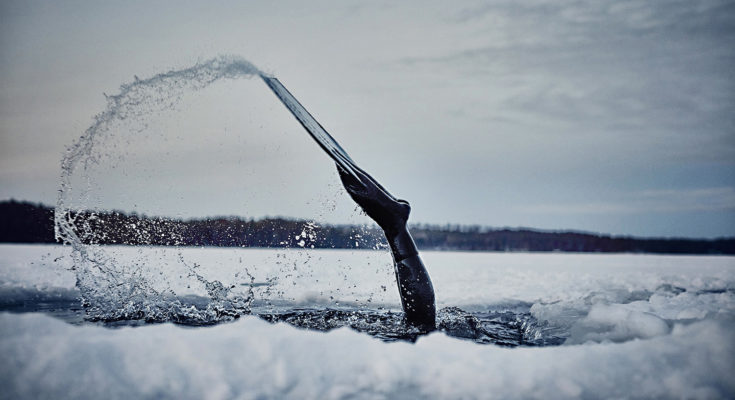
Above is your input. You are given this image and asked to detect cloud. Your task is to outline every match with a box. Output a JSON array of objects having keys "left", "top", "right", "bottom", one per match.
[{"left": 400, "top": 0, "right": 735, "bottom": 163}]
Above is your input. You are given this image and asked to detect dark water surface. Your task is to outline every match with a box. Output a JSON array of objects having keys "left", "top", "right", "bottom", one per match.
[{"left": 0, "top": 288, "right": 564, "bottom": 346}]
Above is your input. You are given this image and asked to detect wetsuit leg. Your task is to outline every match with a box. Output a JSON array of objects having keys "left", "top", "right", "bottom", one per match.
[{"left": 337, "top": 166, "right": 436, "bottom": 331}]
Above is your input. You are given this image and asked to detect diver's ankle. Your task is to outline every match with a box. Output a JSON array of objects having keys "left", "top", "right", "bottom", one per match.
[{"left": 386, "top": 228, "right": 418, "bottom": 262}]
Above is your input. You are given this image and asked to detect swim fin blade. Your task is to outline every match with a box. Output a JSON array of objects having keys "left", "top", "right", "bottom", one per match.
[{"left": 261, "top": 75, "right": 363, "bottom": 184}]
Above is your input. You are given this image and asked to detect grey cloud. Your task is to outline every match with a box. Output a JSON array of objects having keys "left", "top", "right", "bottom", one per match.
[{"left": 400, "top": 0, "right": 735, "bottom": 165}]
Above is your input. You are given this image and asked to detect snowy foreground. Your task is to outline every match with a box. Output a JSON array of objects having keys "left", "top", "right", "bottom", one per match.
[{"left": 1, "top": 244, "right": 734, "bottom": 399}]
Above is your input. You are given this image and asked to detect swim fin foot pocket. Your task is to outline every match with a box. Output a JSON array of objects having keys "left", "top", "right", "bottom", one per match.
[{"left": 337, "top": 165, "right": 410, "bottom": 237}]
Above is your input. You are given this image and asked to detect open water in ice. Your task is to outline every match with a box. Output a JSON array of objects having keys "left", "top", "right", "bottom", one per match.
[{"left": 0, "top": 244, "right": 567, "bottom": 346}]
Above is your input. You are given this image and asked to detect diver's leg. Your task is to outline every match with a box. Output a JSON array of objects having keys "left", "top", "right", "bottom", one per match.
[
  {"left": 336, "top": 164, "right": 436, "bottom": 331},
  {"left": 386, "top": 226, "right": 436, "bottom": 331}
]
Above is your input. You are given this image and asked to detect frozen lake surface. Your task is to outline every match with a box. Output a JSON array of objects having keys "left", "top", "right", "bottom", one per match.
[{"left": 1, "top": 244, "right": 734, "bottom": 399}]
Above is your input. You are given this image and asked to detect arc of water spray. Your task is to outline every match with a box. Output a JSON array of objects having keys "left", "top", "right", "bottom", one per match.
[
  {"left": 55, "top": 56, "right": 262, "bottom": 246},
  {"left": 55, "top": 56, "right": 367, "bottom": 248}
]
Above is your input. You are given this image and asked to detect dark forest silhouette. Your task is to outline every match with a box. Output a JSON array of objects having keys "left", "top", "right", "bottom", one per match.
[{"left": 1, "top": 200, "right": 733, "bottom": 254}]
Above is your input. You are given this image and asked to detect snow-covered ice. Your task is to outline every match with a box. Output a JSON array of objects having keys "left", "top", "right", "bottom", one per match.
[
  {"left": 1, "top": 244, "right": 734, "bottom": 399},
  {"left": 1, "top": 312, "right": 733, "bottom": 400}
]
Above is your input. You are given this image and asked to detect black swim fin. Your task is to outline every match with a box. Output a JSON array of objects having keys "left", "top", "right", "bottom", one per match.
[{"left": 261, "top": 75, "right": 363, "bottom": 184}]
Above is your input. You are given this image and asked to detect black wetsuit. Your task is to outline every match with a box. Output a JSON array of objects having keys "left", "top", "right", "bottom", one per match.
[{"left": 338, "top": 166, "right": 436, "bottom": 332}]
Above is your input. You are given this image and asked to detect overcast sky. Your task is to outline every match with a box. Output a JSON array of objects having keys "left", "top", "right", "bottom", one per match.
[{"left": 1, "top": 0, "right": 733, "bottom": 238}]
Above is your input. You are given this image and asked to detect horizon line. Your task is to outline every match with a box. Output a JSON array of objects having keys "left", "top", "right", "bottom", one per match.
[{"left": 3, "top": 198, "right": 734, "bottom": 242}]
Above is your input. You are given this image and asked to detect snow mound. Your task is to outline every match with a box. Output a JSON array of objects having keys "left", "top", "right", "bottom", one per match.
[
  {"left": 1, "top": 312, "right": 733, "bottom": 400},
  {"left": 567, "top": 303, "right": 671, "bottom": 344}
]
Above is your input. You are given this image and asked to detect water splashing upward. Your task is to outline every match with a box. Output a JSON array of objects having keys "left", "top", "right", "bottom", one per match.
[
  {"left": 55, "top": 56, "right": 263, "bottom": 324},
  {"left": 56, "top": 56, "right": 261, "bottom": 246}
]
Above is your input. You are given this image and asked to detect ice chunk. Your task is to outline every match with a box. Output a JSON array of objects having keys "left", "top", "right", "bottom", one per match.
[{"left": 567, "top": 303, "right": 671, "bottom": 344}]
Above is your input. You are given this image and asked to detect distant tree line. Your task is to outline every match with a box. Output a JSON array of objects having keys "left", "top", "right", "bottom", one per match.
[
  {"left": 409, "top": 224, "right": 735, "bottom": 254},
  {"left": 1, "top": 200, "right": 733, "bottom": 255},
  {"left": 0, "top": 200, "right": 384, "bottom": 249}
]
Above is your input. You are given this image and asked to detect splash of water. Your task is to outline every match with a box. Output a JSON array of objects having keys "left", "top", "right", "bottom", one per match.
[
  {"left": 55, "top": 56, "right": 263, "bottom": 323},
  {"left": 56, "top": 56, "right": 261, "bottom": 246}
]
